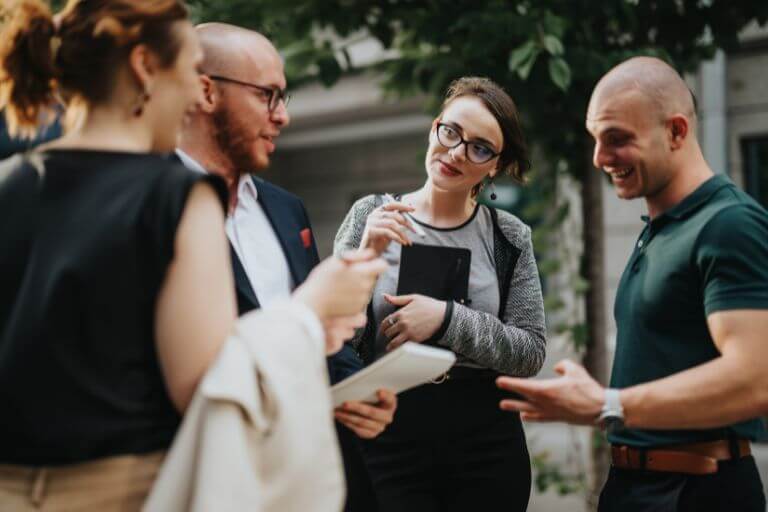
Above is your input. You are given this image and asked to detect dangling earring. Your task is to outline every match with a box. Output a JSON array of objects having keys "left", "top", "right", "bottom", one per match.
[
  {"left": 132, "top": 89, "right": 151, "bottom": 117},
  {"left": 489, "top": 177, "right": 498, "bottom": 200}
]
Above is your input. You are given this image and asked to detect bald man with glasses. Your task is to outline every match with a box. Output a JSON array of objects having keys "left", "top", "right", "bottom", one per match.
[{"left": 176, "top": 23, "right": 395, "bottom": 512}]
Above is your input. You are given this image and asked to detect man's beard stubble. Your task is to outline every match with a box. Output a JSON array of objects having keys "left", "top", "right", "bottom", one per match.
[{"left": 212, "top": 106, "right": 262, "bottom": 176}]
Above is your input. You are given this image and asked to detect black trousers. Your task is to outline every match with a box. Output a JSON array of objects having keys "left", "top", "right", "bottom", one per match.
[
  {"left": 336, "top": 422, "right": 378, "bottom": 512},
  {"left": 361, "top": 376, "right": 531, "bottom": 512},
  {"left": 598, "top": 456, "right": 765, "bottom": 512}
]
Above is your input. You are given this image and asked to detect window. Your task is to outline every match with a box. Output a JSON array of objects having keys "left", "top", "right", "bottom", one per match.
[{"left": 741, "top": 136, "right": 768, "bottom": 208}]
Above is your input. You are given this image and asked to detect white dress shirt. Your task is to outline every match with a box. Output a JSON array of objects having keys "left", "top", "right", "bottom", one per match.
[{"left": 175, "top": 149, "right": 297, "bottom": 308}]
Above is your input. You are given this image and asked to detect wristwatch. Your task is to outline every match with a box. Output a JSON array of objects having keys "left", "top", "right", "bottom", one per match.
[{"left": 598, "top": 388, "right": 625, "bottom": 434}]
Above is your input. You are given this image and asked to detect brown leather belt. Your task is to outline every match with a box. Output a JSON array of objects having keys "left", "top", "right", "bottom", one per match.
[{"left": 611, "top": 440, "right": 751, "bottom": 475}]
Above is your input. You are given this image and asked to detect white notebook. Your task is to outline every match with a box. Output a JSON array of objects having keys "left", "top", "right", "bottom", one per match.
[{"left": 331, "top": 342, "right": 456, "bottom": 407}]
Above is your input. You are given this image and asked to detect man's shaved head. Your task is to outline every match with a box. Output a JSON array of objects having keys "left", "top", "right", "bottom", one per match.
[
  {"left": 586, "top": 56, "right": 712, "bottom": 216},
  {"left": 588, "top": 56, "right": 696, "bottom": 125},
  {"left": 195, "top": 22, "right": 281, "bottom": 80}
]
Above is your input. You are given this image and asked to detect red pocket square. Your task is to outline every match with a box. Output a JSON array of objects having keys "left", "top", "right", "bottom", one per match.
[{"left": 300, "top": 228, "right": 312, "bottom": 249}]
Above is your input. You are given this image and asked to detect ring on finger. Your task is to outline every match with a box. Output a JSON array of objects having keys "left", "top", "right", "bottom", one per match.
[{"left": 388, "top": 316, "right": 397, "bottom": 327}]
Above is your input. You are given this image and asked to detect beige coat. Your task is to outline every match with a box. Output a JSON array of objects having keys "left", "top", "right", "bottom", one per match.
[{"left": 144, "top": 302, "right": 345, "bottom": 512}]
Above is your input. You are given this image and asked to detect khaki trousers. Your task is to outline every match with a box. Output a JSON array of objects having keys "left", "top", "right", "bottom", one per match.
[{"left": 0, "top": 451, "right": 164, "bottom": 511}]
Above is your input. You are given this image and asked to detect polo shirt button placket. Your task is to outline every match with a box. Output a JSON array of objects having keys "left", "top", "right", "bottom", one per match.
[{"left": 631, "top": 236, "right": 647, "bottom": 272}]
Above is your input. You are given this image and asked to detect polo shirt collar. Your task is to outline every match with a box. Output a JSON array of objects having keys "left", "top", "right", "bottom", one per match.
[{"left": 642, "top": 174, "right": 731, "bottom": 224}]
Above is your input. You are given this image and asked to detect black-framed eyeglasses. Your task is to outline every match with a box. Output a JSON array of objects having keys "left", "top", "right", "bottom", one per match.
[
  {"left": 208, "top": 75, "right": 291, "bottom": 112},
  {"left": 436, "top": 122, "right": 500, "bottom": 164}
]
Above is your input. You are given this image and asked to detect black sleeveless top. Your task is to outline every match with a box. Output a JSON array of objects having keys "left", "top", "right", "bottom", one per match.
[{"left": 0, "top": 149, "right": 227, "bottom": 465}]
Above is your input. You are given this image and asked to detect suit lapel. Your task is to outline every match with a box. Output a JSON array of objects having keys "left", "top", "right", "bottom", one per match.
[
  {"left": 252, "top": 177, "right": 311, "bottom": 287},
  {"left": 230, "top": 243, "right": 260, "bottom": 314}
]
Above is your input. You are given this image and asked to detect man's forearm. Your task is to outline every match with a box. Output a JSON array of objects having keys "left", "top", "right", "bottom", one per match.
[{"left": 620, "top": 352, "right": 768, "bottom": 430}]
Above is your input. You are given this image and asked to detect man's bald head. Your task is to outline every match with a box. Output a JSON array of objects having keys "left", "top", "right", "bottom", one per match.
[
  {"left": 586, "top": 56, "right": 711, "bottom": 211},
  {"left": 588, "top": 56, "right": 696, "bottom": 126},
  {"left": 180, "top": 22, "right": 290, "bottom": 182},
  {"left": 195, "top": 22, "right": 281, "bottom": 79}
]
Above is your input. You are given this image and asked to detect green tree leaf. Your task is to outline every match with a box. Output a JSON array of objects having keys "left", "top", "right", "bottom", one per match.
[
  {"left": 541, "top": 10, "right": 567, "bottom": 39},
  {"left": 542, "top": 34, "right": 564, "bottom": 56},
  {"left": 508, "top": 40, "right": 537, "bottom": 73},
  {"left": 518, "top": 48, "right": 540, "bottom": 80},
  {"left": 548, "top": 57, "right": 571, "bottom": 91}
]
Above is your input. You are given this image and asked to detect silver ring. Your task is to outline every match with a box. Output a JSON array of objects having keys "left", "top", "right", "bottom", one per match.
[{"left": 388, "top": 317, "right": 397, "bottom": 327}]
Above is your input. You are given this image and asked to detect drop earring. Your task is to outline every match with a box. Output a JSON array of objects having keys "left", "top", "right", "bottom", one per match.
[
  {"left": 489, "top": 178, "right": 497, "bottom": 200},
  {"left": 132, "top": 89, "right": 151, "bottom": 117}
]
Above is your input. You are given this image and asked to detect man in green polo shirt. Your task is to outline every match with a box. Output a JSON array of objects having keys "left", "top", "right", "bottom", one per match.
[{"left": 497, "top": 56, "right": 768, "bottom": 511}]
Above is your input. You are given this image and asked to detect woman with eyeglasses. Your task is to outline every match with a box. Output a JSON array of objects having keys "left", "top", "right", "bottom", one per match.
[{"left": 334, "top": 76, "right": 546, "bottom": 511}]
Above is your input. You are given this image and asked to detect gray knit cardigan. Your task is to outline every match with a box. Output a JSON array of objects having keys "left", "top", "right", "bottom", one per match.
[{"left": 333, "top": 195, "right": 546, "bottom": 377}]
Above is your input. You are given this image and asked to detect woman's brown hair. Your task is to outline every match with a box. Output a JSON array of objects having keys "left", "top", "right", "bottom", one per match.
[
  {"left": 0, "top": 0, "right": 188, "bottom": 138},
  {"left": 442, "top": 77, "right": 531, "bottom": 193}
]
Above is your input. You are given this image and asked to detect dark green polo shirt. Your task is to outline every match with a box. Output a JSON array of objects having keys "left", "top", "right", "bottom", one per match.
[{"left": 609, "top": 174, "right": 768, "bottom": 447}]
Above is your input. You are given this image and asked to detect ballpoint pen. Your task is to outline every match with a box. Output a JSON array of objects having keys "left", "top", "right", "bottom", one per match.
[{"left": 383, "top": 193, "right": 426, "bottom": 238}]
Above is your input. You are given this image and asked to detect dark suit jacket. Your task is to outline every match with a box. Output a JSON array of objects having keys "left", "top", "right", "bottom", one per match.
[
  {"left": 233, "top": 175, "right": 377, "bottom": 512},
  {"left": 232, "top": 176, "right": 362, "bottom": 385}
]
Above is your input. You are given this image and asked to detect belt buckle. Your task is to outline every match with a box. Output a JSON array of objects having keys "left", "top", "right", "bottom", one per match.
[
  {"left": 430, "top": 372, "right": 450, "bottom": 384},
  {"left": 614, "top": 445, "right": 630, "bottom": 467},
  {"left": 620, "top": 445, "right": 629, "bottom": 467}
]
